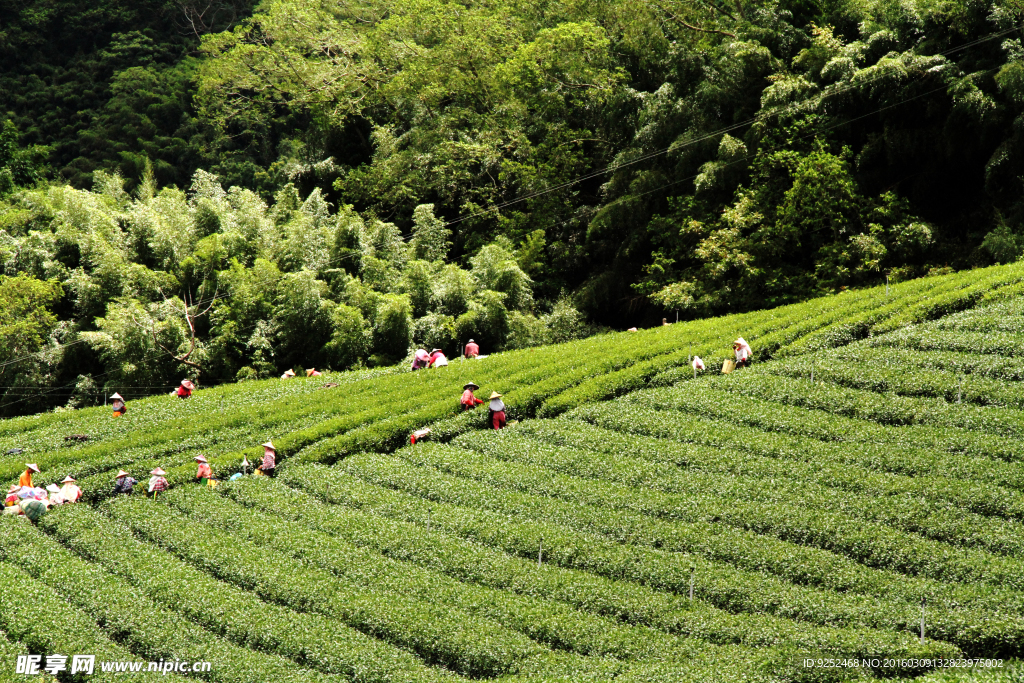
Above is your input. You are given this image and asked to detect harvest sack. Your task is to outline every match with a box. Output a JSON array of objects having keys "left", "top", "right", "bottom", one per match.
[{"left": 721, "top": 359, "right": 736, "bottom": 374}]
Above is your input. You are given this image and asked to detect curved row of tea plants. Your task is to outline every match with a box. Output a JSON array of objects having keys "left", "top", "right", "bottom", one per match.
[
  {"left": 37, "top": 506, "right": 458, "bottom": 683},
  {"left": 278, "top": 459, "right": 1011, "bottom": 657},
  {"left": 8, "top": 261, "right": 1024, "bottom": 501},
  {"left": 102, "top": 494, "right": 621, "bottom": 680},
  {"left": 0, "top": 520, "right": 348, "bottom": 683},
  {"left": 455, "top": 426, "right": 1024, "bottom": 559}
]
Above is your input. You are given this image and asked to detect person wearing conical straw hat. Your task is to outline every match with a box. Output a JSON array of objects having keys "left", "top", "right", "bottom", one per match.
[
  {"left": 460, "top": 382, "right": 484, "bottom": 411},
  {"left": 732, "top": 338, "right": 752, "bottom": 368},
  {"left": 111, "top": 392, "right": 127, "bottom": 417},
  {"left": 195, "top": 455, "right": 212, "bottom": 486},
  {"left": 113, "top": 470, "right": 137, "bottom": 495},
  {"left": 488, "top": 392, "right": 506, "bottom": 430},
  {"left": 176, "top": 379, "right": 195, "bottom": 399},
  {"left": 148, "top": 468, "right": 169, "bottom": 498},
  {"left": 59, "top": 475, "right": 82, "bottom": 503},
  {"left": 18, "top": 463, "right": 40, "bottom": 488},
  {"left": 280, "top": 369, "right": 296, "bottom": 380},
  {"left": 428, "top": 349, "right": 448, "bottom": 367},
  {"left": 306, "top": 368, "right": 322, "bottom": 377},
  {"left": 46, "top": 484, "right": 65, "bottom": 507},
  {"left": 257, "top": 442, "right": 276, "bottom": 478}
]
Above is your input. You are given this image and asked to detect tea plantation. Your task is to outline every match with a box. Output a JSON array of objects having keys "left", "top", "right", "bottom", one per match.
[{"left": 3, "top": 263, "right": 1024, "bottom": 682}]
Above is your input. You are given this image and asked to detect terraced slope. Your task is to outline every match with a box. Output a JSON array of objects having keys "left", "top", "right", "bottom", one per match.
[{"left": 4, "top": 263, "right": 1024, "bottom": 682}]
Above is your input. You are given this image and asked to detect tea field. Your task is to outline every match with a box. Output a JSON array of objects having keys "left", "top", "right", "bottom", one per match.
[{"left": 3, "top": 263, "right": 1024, "bottom": 682}]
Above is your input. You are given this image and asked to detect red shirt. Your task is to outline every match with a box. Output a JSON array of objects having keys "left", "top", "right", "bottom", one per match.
[
  {"left": 461, "top": 389, "right": 483, "bottom": 407},
  {"left": 465, "top": 343, "right": 479, "bottom": 357},
  {"left": 177, "top": 386, "right": 192, "bottom": 398},
  {"left": 196, "top": 462, "right": 212, "bottom": 479}
]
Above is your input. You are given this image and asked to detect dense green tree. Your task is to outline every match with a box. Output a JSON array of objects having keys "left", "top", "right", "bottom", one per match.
[{"left": 2, "top": 0, "right": 1024, "bottom": 415}]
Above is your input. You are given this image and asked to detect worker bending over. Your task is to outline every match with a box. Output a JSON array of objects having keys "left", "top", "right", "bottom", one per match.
[
  {"left": 461, "top": 382, "right": 484, "bottom": 410},
  {"left": 733, "top": 338, "right": 752, "bottom": 368},
  {"left": 464, "top": 339, "right": 480, "bottom": 358},
  {"left": 429, "top": 349, "right": 448, "bottom": 367},
  {"left": 46, "top": 484, "right": 65, "bottom": 506},
  {"left": 177, "top": 380, "right": 195, "bottom": 398},
  {"left": 488, "top": 392, "right": 506, "bottom": 430},
  {"left": 411, "top": 349, "right": 430, "bottom": 371},
  {"left": 113, "top": 470, "right": 137, "bottom": 495},
  {"left": 148, "top": 468, "right": 168, "bottom": 497}
]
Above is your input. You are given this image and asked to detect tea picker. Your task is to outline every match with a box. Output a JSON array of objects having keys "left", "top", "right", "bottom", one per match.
[
  {"left": 460, "top": 382, "right": 484, "bottom": 411},
  {"left": 488, "top": 392, "right": 507, "bottom": 430},
  {"left": 4, "top": 485, "right": 20, "bottom": 508},
  {"left": 18, "top": 463, "right": 40, "bottom": 488},
  {"left": 464, "top": 339, "right": 480, "bottom": 358},
  {"left": 46, "top": 483, "right": 66, "bottom": 506},
  {"left": 59, "top": 475, "right": 82, "bottom": 503},
  {"left": 148, "top": 468, "right": 169, "bottom": 498},
  {"left": 111, "top": 393, "right": 127, "bottom": 417},
  {"left": 195, "top": 455, "right": 213, "bottom": 485},
  {"left": 732, "top": 338, "right": 752, "bottom": 368},
  {"left": 411, "top": 349, "right": 430, "bottom": 371},
  {"left": 257, "top": 442, "right": 276, "bottom": 477},
  {"left": 113, "top": 470, "right": 137, "bottom": 495},
  {"left": 19, "top": 496, "right": 47, "bottom": 522},
  {"left": 429, "top": 349, "right": 449, "bottom": 367},
  {"left": 692, "top": 356, "right": 705, "bottom": 378},
  {"left": 176, "top": 380, "right": 195, "bottom": 399}
]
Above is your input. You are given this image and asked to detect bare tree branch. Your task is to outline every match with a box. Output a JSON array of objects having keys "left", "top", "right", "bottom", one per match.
[
  {"left": 649, "top": 0, "right": 737, "bottom": 38},
  {"left": 129, "top": 286, "right": 218, "bottom": 374}
]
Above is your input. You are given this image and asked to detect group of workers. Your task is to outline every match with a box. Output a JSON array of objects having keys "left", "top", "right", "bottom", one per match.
[
  {"left": 459, "top": 382, "right": 506, "bottom": 430},
  {"left": 412, "top": 339, "right": 482, "bottom": 371},
  {"left": 5, "top": 439, "right": 280, "bottom": 523},
  {"left": 4, "top": 464, "right": 82, "bottom": 521},
  {"left": 109, "top": 379, "right": 196, "bottom": 418},
  {"left": 7, "top": 332, "right": 752, "bottom": 519},
  {"left": 281, "top": 369, "right": 322, "bottom": 379},
  {"left": 111, "top": 441, "right": 277, "bottom": 497}
]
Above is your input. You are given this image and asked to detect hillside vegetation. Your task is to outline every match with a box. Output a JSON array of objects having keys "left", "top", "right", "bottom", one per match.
[
  {"left": 2, "top": 264, "right": 1024, "bottom": 680},
  {"left": 5, "top": 0, "right": 1024, "bottom": 381}
]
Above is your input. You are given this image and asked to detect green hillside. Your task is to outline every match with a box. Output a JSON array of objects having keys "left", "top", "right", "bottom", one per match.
[{"left": 3, "top": 263, "right": 1024, "bottom": 681}]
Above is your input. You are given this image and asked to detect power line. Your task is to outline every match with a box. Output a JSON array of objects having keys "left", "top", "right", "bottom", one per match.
[
  {"left": 440, "top": 25, "right": 1021, "bottom": 228},
  {"left": 0, "top": 27, "right": 1016, "bottom": 411}
]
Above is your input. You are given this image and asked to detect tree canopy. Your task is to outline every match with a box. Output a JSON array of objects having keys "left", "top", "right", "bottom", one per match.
[{"left": 2, "top": 0, "right": 1024, "bottom": 413}]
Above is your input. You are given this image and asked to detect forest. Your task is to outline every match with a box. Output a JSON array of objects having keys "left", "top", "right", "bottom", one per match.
[{"left": 1, "top": 0, "right": 1023, "bottom": 414}]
